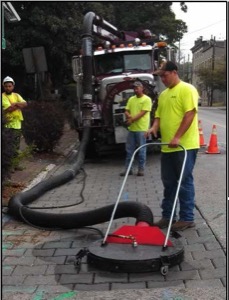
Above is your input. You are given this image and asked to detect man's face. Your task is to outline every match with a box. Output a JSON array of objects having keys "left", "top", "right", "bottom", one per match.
[
  {"left": 3, "top": 82, "right": 14, "bottom": 94},
  {"left": 134, "top": 86, "right": 144, "bottom": 96},
  {"left": 160, "top": 70, "right": 177, "bottom": 88}
]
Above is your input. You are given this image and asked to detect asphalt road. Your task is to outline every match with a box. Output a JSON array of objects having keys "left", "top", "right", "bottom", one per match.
[
  {"left": 198, "top": 107, "right": 226, "bottom": 150},
  {"left": 195, "top": 107, "right": 226, "bottom": 249}
]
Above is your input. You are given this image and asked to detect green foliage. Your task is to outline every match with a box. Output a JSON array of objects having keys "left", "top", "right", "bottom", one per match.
[
  {"left": 113, "top": 2, "right": 187, "bottom": 44},
  {"left": 11, "top": 145, "right": 35, "bottom": 169},
  {"left": 59, "top": 84, "right": 78, "bottom": 129},
  {"left": 3, "top": 2, "right": 188, "bottom": 86},
  {"left": 22, "top": 101, "right": 65, "bottom": 152},
  {"left": 2, "top": 116, "right": 33, "bottom": 181},
  {"left": 212, "top": 62, "right": 226, "bottom": 91},
  {"left": 197, "top": 58, "right": 226, "bottom": 105}
]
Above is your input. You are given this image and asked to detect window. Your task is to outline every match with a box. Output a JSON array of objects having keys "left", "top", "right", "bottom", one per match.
[{"left": 94, "top": 50, "right": 152, "bottom": 75}]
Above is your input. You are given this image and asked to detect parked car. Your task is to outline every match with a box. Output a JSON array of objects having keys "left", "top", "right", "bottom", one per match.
[{"left": 198, "top": 97, "right": 202, "bottom": 106}]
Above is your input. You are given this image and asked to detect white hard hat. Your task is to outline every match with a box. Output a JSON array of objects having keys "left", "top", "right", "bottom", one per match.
[{"left": 3, "top": 76, "right": 15, "bottom": 85}]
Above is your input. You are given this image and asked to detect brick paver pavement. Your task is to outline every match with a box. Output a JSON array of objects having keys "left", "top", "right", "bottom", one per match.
[{"left": 2, "top": 130, "right": 226, "bottom": 299}]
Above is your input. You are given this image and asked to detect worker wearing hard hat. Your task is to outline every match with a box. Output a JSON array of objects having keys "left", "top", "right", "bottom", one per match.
[{"left": 2, "top": 76, "right": 27, "bottom": 165}]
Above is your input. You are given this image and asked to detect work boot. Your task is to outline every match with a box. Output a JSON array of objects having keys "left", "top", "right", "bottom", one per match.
[
  {"left": 137, "top": 169, "right": 144, "bottom": 176},
  {"left": 171, "top": 220, "right": 195, "bottom": 231},
  {"left": 154, "top": 218, "right": 176, "bottom": 229},
  {"left": 120, "top": 170, "right": 133, "bottom": 176}
]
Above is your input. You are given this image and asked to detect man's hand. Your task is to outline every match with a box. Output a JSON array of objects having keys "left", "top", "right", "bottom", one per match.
[
  {"left": 144, "top": 127, "right": 158, "bottom": 139},
  {"left": 145, "top": 118, "right": 160, "bottom": 139},
  {"left": 126, "top": 117, "right": 133, "bottom": 125},
  {"left": 7, "top": 103, "right": 18, "bottom": 112},
  {"left": 168, "top": 137, "right": 180, "bottom": 148},
  {"left": 15, "top": 102, "right": 27, "bottom": 109}
]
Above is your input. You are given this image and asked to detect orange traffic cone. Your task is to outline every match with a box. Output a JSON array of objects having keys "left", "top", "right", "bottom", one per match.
[
  {"left": 205, "top": 124, "right": 220, "bottom": 154},
  {"left": 198, "top": 120, "right": 206, "bottom": 147}
]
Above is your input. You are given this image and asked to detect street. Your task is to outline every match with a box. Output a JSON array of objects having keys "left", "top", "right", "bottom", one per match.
[
  {"left": 198, "top": 107, "right": 226, "bottom": 150},
  {"left": 195, "top": 107, "right": 226, "bottom": 249}
]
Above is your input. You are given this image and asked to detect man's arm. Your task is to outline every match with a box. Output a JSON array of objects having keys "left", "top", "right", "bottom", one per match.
[
  {"left": 126, "top": 110, "right": 147, "bottom": 125},
  {"left": 4, "top": 101, "right": 27, "bottom": 112},
  {"left": 125, "top": 110, "right": 131, "bottom": 119},
  {"left": 15, "top": 93, "right": 28, "bottom": 109},
  {"left": 15, "top": 101, "right": 27, "bottom": 109},
  {"left": 4, "top": 103, "right": 18, "bottom": 112}
]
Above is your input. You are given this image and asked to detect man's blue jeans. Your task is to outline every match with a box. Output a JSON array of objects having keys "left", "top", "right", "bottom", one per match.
[
  {"left": 161, "top": 149, "right": 198, "bottom": 222},
  {"left": 125, "top": 131, "right": 146, "bottom": 171}
]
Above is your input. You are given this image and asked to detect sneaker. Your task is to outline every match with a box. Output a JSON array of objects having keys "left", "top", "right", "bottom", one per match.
[
  {"left": 154, "top": 218, "right": 176, "bottom": 229},
  {"left": 120, "top": 170, "right": 133, "bottom": 176},
  {"left": 171, "top": 220, "right": 195, "bottom": 231},
  {"left": 137, "top": 170, "right": 144, "bottom": 176}
]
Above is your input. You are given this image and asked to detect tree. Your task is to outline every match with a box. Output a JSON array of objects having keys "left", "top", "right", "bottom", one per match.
[
  {"left": 2, "top": 1, "right": 187, "bottom": 92},
  {"left": 113, "top": 2, "right": 187, "bottom": 44},
  {"left": 197, "top": 58, "right": 226, "bottom": 106},
  {"left": 213, "top": 61, "right": 226, "bottom": 91}
]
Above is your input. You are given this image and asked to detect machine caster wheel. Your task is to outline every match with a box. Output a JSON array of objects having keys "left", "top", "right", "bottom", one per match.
[
  {"left": 160, "top": 265, "right": 168, "bottom": 276},
  {"left": 74, "top": 260, "right": 80, "bottom": 267}
]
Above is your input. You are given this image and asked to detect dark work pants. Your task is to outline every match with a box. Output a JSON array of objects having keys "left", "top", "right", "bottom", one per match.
[
  {"left": 6, "top": 128, "right": 21, "bottom": 158},
  {"left": 161, "top": 149, "right": 198, "bottom": 222}
]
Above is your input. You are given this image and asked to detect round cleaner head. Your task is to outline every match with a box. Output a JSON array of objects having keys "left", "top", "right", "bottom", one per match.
[{"left": 87, "top": 237, "right": 184, "bottom": 273}]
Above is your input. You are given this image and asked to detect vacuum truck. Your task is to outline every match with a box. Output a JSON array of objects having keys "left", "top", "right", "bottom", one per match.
[{"left": 72, "top": 12, "right": 176, "bottom": 155}]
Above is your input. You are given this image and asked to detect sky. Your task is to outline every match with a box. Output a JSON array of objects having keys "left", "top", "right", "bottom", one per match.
[{"left": 171, "top": 1, "right": 227, "bottom": 61}]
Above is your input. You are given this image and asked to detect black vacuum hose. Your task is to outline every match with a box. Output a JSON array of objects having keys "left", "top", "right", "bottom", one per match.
[
  {"left": 9, "top": 201, "right": 154, "bottom": 229},
  {"left": 8, "top": 126, "right": 154, "bottom": 228}
]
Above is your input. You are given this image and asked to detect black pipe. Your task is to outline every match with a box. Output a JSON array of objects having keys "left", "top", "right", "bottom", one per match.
[
  {"left": 82, "top": 12, "right": 95, "bottom": 101},
  {"left": 8, "top": 125, "right": 154, "bottom": 228},
  {"left": 9, "top": 201, "right": 154, "bottom": 229}
]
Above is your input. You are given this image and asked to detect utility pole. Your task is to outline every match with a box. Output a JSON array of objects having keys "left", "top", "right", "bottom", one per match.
[
  {"left": 210, "top": 36, "right": 215, "bottom": 106},
  {"left": 183, "top": 56, "right": 185, "bottom": 80},
  {"left": 187, "top": 54, "right": 190, "bottom": 83},
  {"left": 178, "top": 40, "right": 181, "bottom": 64}
]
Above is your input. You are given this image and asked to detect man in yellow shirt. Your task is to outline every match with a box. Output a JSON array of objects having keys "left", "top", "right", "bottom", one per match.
[
  {"left": 120, "top": 81, "right": 152, "bottom": 177},
  {"left": 2, "top": 76, "right": 27, "bottom": 161},
  {"left": 145, "top": 61, "right": 199, "bottom": 231}
]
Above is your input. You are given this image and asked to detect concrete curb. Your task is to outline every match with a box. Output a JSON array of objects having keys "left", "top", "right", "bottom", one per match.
[{"left": 22, "top": 164, "right": 56, "bottom": 192}]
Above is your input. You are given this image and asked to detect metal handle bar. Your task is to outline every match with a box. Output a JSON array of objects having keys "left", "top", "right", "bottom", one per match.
[{"left": 102, "top": 142, "right": 187, "bottom": 248}]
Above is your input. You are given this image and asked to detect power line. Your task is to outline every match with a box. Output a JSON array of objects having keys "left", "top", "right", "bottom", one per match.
[{"left": 187, "top": 19, "right": 226, "bottom": 35}]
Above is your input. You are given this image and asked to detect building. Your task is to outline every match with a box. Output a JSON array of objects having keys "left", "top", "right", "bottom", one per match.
[{"left": 191, "top": 36, "right": 226, "bottom": 106}]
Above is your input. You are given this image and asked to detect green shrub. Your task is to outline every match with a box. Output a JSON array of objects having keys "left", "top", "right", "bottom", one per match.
[
  {"left": 22, "top": 101, "right": 65, "bottom": 152},
  {"left": 11, "top": 145, "right": 35, "bottom": 169},
  {"left": 2, "top": 117, "right": 15, "bottom": 181},
  {"left": 59, "top": 83, "right": 78, "bottom": 129}
]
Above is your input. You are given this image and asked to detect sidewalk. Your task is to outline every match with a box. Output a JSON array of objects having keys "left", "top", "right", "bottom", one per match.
[
  {"left": 2, "top": 123, "right": 79, "bottom": 206},
  {"left": 2, "top": 129, "right": 226, "bottom": 300}
]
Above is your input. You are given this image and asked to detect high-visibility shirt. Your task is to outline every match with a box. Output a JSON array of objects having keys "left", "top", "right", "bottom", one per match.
[
  {"left": 2, "top": 92, "right": 26, "bottom": 129},
  {"left": 155, "top": 81, "right": 199, "bottom": 152},
  {"left": 125, "top": 94, "right": 152, "bottom": 131}
]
